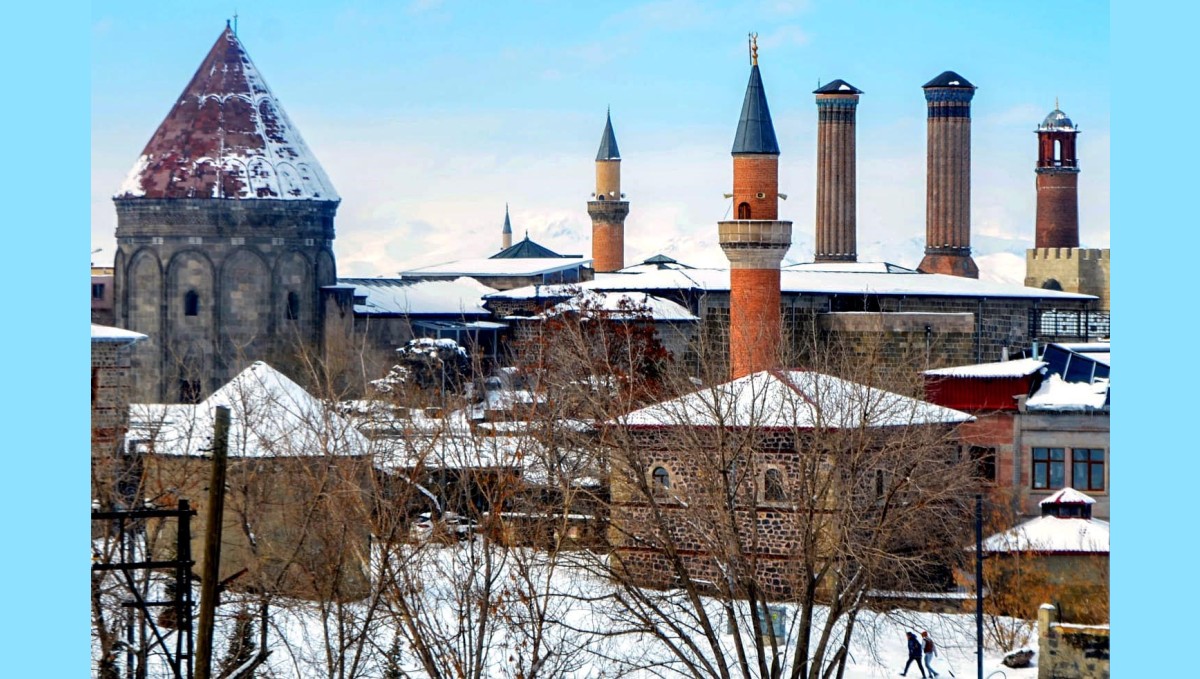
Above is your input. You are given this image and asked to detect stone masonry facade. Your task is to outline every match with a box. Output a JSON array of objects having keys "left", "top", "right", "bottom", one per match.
[{"left": 1038, "top": 604, "right": 1109, "bottom": 679}]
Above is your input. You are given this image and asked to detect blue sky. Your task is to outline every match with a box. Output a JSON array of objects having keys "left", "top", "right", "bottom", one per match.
[{"left": 91, "top": 0, "right": 1110, "bottom": 279}]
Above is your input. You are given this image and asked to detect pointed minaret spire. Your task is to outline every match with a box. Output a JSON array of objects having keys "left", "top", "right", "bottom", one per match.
[
  {"left": 720, "top": 36, "right": 792, "bottom": 379},
  {"left": 501, "top": 203, "right": 513, "bottom": 250},
  {"left": 589, "top": 108, "right": 629, "bottom": 272}
]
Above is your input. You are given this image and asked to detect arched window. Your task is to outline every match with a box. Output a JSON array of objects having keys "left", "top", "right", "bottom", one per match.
[
  {"left": 286, "top": 291, "right": 300, "bottom": 320},
  {"left": 651, "top": 466, "right": 670, "bottom": 491},
  {"left": 1041, "top": 279, "right": 1063, "bottom": 291},
  {"left": 597, "top": 194, "right": 606, "bottom": 201},
  {"left": 184, "top": 290, "right": 199, "bottom": 317},
  {"left": 737, "top": 202, "right": 752, "bottom": 219},
  {"left": 764, "top": 468, "right": 785, "bottom": 502},
  {"left": 1054, "top": 139, "right": 1062, "bottom": 165}
]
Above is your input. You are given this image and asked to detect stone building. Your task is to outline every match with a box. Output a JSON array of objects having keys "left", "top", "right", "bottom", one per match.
[
  {"left": 112, "top": 25, "right": 343, "bottom": 404},
  {"left": 92, "top": 324, "right": 147, "bottom": 503}
]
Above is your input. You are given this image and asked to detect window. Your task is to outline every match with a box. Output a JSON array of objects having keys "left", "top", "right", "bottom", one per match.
[
  {"left": 179, "top": 379, "right": 201, "bottom": 404},
  {"left": 969, "top": 446, "right": 997, "bottom": 483},
  {"left": 1032, "top": 447, "right": 1065, "bottom": 490},
  {"left": 763, "top": 468, "right": 786, "bottom": 502},
  {"left": 184, "top": 290, "right": 199, "bottom": 317},
  {"left": 737, "top": 202, "right": 751, "bottom": 219},
  {"left": 91, "top": 283, "right": 106, "bottom": 300},
  {"left": 651, "top": 466, "right": 670, "bottom": 491},
  {"left": 1072, "top": 448, "right": 1105, "bottom": 491},
  {"left": 286, "top": 291, "right": 300, "bottom": 320}
]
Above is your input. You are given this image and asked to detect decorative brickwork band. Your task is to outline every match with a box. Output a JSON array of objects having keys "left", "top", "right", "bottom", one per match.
[{"left": 719, "top": 219, "right": 791, "bottom": 379}]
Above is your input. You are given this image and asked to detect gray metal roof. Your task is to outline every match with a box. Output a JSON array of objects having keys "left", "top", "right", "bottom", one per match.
[
  {"left": 732, "top": 65, "right": 780, "bottom": 155},
  {"left": 923, "top": 70, "right": 975, "bottom": 89},
  {"left": 596, "top": 110, "right": 621, "bottom": 161},
  {"left": 490, "top": 235, "right": 566, "bottom": 259}
]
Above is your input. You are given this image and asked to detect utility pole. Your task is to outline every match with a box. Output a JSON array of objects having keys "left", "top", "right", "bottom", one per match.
[
  {"left": 195, "top": 406, "right": 231, "bottom": 679},
  {"left": 976, "top": 493, "right": 984, "bottom": 679}
]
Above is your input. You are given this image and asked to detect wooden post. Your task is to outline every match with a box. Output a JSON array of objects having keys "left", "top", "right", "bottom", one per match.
[{"left": 195, "top": 406, "right": 231, "bottom": 679}]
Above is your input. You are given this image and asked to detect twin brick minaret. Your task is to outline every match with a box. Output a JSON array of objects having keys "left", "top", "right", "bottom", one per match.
[
  {"left": 719, "top": 40, "right": 792, "bottom": 380},
  {"left": 588, "top": 111, "right": 629, "bottom": 272},
  {"left": 1034, "top": 105, "right": 1080, "bottom": 248},
  {"left": 919, "top": 71, "right": 979, "bottom": 279},
  {"left": 813, "top": 79, "right": 862, "bottom": 262}
]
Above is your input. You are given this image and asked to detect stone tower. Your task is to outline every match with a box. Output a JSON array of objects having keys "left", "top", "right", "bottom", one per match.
[
  {"left": 1034, "top": 105, "right": 1080, "bottom": 248},
  {"left": 718, "top": 39, "right": 792, "bottom": 380},
  {"left": 919, "top": 71, "right": 978, "bottom": 278},
  {"left": 502, "top": 203, "right": 513, "bottom": 251},
  {"left": 113, "top": 25, "right": 341, "bottom": 403},
  {"left": 813, "top": 79, "right": 862, "bottom": 262},
  {"left": 588, "top": 110, "right": 629, "bottom": 272},
  {"left": 1025, "top": 105, "right": 1109, "bottom": 311}
]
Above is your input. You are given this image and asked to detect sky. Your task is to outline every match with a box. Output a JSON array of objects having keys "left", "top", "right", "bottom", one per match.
[{"left": 91, "top": 0, "right": 1110, "bottom": 282}]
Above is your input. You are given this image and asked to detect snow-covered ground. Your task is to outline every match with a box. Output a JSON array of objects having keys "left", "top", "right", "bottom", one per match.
[{"left": 116, "top": 543, "right": 1040, "bottom": 679}]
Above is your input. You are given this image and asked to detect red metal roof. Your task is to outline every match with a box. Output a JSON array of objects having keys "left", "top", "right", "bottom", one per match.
[{"left": 116, "top": 27, "right": 338, "bottom": 202}]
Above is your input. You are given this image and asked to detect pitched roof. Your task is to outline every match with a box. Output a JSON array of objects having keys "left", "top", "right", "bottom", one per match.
[
  {"left": 923, "top": 358, "right": 1047, "bottom": 379},
  {"left": 490, "top": 235, "right": 566, "bottom": 259},
  {"left": 616, "top": 369, "right": 973, "bottom": 429},
  {"left": 981, "top": 515, "right": 1109, "bottom": 554},
  {"left": 813, "top": 79, "right": 863, "bottom": 95},
  {"left": 596, "top": 110, "right": 621, "bottom": 161},
  {"left": 1041, "top": 487, "right": 1096, "bottom": 506},
  {"left": 923, "top": 70, "right": 975, "bottom": 89},
  {"left": 129, "top": 361, "right": 369, "bottom": 458},
  {"left": 338, "top": 277, "right": 497, "bottom": 316},
  {"left": 404, "top": 257, "right": 588, "bottom": 278},
  {"left": 116, "top": 26, "right": 338, "bottom": 201},
  {"left": 91, "top": 324, "right": 148, "bottom": 344},
  {"left": 732, "top": 65, "right": 780, "bottom": 155},
  {"left": 529, "top": 291, "right": 698, "bottom": 323}
]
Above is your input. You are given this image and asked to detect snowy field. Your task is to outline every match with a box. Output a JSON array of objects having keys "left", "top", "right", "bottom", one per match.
[{"left": 134, "top": 543, "right": 1041, "bottom": 679}]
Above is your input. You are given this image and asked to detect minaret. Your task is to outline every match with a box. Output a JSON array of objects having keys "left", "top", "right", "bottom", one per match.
[
  {"left": 718, "top": 35, "right": 792, "bottom": 380},
  {"left": 502, "top": 203, "right": 513, "bottom": 250},
  {"left": 588, "top": 109, "right": 629, "bottom": 272},
  {"left": 919, "top": 71, "right": 978, "bottom": 278},
  {"left": 1034, "top": 103, "right": 1080, "bottom": 248},
  {"left": 813, "top": 79, "right": 862, "bottom": 262}
]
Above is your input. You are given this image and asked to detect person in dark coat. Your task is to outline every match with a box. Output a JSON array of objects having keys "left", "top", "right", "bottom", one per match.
[{"left": 901, "top": 631, "right": 926, "bottom": 677}]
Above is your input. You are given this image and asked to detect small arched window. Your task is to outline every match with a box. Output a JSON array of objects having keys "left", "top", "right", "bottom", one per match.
[
  {"left": 184, "top": 290, "right": 199, "bottom": 317},
  {"left": 1041, "top": 279, "right": 1063, "bottom": 291},
  {"left": 286, "top": 291, "right": 300, "bottom": 320},
  {"left": 737, "top": 202, "right": 751, "bottom": 219},
  {"left": 764, "top": 468, "right": 785, "bottom": 502},
  {"left": 597, "top": 194, "right": 606, "bottom": 201},
  {"left": 651, "top": 466, "right": 670, "bottom": 491}
]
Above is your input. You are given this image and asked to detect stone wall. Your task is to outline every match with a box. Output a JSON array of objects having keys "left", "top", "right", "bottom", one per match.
[
  {"left": 1038, "top": 603, "right": 1110, "bottom": 679},
  {"left": 92, "top": 336, "right": 141, "bottom": 503},
  {"left": 1025, "top": 248, "right": 1110, "bottom": 312}
]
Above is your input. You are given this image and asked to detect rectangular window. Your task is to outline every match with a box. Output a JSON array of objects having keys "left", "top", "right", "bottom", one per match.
[
  {"left": 969, "top": 446, "right": 997, "bottom": 483},
  {"left": 91, "top": 283, "right": 106, "bottom": 300},
  {"left": 188, "top": 236, "right": 203, "bottom": 245},
  {"left": 1032, "top": 447, "right": 1065, "bottom": 490},
  {"left": 1072, "top": 448, "right": 1105, "bottom": 491}
]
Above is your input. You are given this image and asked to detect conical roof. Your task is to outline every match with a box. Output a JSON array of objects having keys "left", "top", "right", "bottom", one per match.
[
  {"left": 596, "top": 110, "right": 621, "bottom": 161},
  {"left": 490, "top": 234, "right": 565, "bottom": 259},
  {"left": 502, "top": 204, "right": 513, "bottom": 234},
  {"left": 116, "top": 26, "right": 339, "bottom": 201},
  {"left": 732, "top": 65, "right": 780, "bottom": 155},
  {"left": 923, "top": 70, "right": 975, "bottom": 89},
  {"left": 813, "top": 79, "right": 863, "bottom": 95}
]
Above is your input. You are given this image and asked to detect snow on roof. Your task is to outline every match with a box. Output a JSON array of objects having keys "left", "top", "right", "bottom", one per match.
[
  {"left": 531, "top": 291, "right": 698, "bottom": 322},
  {"left": 923, "top": 358, "right": 1047, "bottom": 379},
  {"left": 91, "top": 324, "right": 148, "bottom": 343},
  {"left": 403, "top": 257, "right": 590, "bottom": 278},
  {"left": 982, "top": 515, "right": 1109, "bottom": 554},
  {"left": 617, "top": 370, "right": 974, "bottom": 429},
  {"left": 129, "top": 361, "right": 369, "bottom": 458},
  {"left": 485, "top": 265, "right": 1095, "bottom": 301},
  {"left": 1026, "top": 374, "right": 1109, "bottom": 411},
  {"left": 116, "top": 28, "right": 338, "bottom": 201},
  {"left": 339, "top": 277, "right": 497, "bottom": 316},
  {"left": 784, "top": 261, "right": 914, "bottom": 274},
  {"left": 1041, "top": 487, "right": 1096, "bottom": 505}
]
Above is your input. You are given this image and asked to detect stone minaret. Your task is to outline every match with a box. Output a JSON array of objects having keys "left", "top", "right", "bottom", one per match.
[
  {"left": 113, "top": 25, "right": 341, "bottom": 402},
  {"left": 919, "top": 71, "right": 978, "bottom": 278},
  {"left": 813, "top": 79, "right": 862, "bottom": 262},
  {"left": 502, "top": 203, "right": 513, "bottom": 250},
  {"left": 718, "top": 37, "right": 792, "bottom": 380},
  {"left": 1034, "top": 104, "right": 1080, "bottom": 248},
  {"left": 588, "top": 110, "right": 629, "bottom": 272}
]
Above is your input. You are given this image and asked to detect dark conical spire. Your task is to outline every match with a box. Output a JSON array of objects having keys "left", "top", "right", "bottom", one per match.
[
  {"left": 732, "top": 64, "right": 780, "bottom": 155},
  {"left": 503, "top": 203, "right": 512, "bottom": 234},
  {"left": 596, "top": 109, "right": 621, "bottom": 161}
]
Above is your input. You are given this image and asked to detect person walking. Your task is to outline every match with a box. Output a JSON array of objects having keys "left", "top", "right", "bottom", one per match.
[
  {"left": 921, "top": 631, "right": 940, "bottom": 677},
  {"left": 901, "top": 631, "right": 926, "bottom": 677}
]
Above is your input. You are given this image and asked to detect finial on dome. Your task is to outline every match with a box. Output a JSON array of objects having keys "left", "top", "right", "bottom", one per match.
[{"left": 749, "top": 32, "right": 759, "bottom": 66}]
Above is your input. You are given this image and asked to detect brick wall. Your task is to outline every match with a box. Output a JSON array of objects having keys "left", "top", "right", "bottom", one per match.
[
  {"left": 1035, "top": 172, "right": 1080, "bottom": 248},
  {"left": 732, "top": 155, "right": 779, "bottom": 220}
]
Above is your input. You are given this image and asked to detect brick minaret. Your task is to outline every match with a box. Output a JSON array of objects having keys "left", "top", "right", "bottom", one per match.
[
  {"left": 813, "top": 79, "right": 862, "bottom": 262},
  {"left": 719, "top": 37, "right": 792, "bottom": 379},
  {"left": 588, "top": 110, "right": 629, "bottom": 272},
  {"left": 502, "top": 203, "right": 513, "bottom": 250},
  {"left": 919, "top": 71, "right": 978, "bottom": 278},
  {"left": 1034, "top": 103, "right": 1080, "bottom": 248}
]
